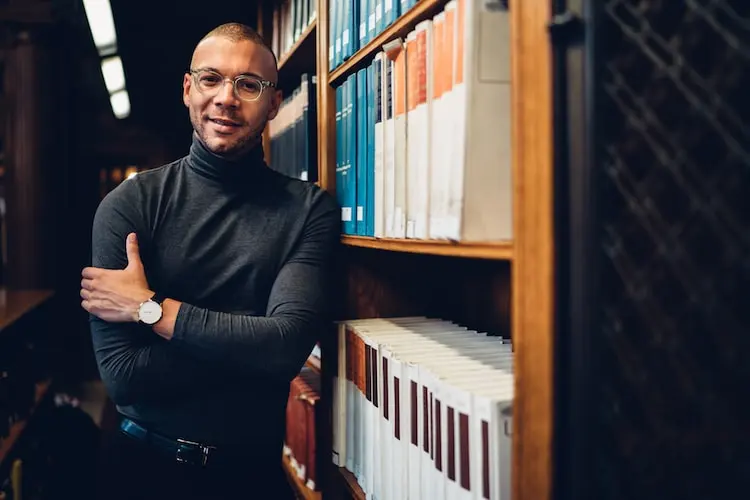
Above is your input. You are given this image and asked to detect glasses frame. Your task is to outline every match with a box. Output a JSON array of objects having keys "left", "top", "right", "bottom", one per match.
[{"left": 188, "top": 68, "right": 276, "bottom": 102}]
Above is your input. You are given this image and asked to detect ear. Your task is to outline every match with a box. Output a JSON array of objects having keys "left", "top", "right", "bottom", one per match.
[
  {"left": 182, "top": 73, "right": 192, "bottom": 108},
  {"left": 266, "top": 89, "right": 282, "bottom": 121}
]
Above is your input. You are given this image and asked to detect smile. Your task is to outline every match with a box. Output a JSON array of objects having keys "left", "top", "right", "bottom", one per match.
[{"left": 209, "top": 118, "right": 241, "bottom": 127}]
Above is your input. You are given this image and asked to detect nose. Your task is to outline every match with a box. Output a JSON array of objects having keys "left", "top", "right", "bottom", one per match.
[{"left": 213, "top": 79, "right": 239, "bottom": 107}]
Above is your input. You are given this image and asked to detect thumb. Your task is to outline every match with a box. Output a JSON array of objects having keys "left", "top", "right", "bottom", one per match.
[{"left": 125, "top": 233, "right": 142, "bottom": 269}]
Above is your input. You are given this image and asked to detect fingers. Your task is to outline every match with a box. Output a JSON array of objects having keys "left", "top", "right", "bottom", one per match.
[
  {"left": 81, "top": 267, "right": 100, "bottom": 279},
  {"left": 125, "top": 233, "right": 143, "bottom": 270},
  {"left": 81, "top": 278, "right": 94, "bottom": 290}
]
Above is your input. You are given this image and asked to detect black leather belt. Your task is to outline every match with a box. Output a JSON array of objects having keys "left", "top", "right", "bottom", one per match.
[{"left": 120, "top": 418, "right": 219, "bottom": 467}]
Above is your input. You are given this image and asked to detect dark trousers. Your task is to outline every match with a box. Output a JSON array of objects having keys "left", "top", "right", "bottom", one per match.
[{"left": 96, "top": 426, "right": 296, "bottom": 500}]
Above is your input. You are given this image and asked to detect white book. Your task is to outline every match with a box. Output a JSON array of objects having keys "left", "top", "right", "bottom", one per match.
[
  {"left": 373, "top": 53, "right": 387, "bottom": 238},
  {"left": 405, "top": 21, "right": 433, "bottom": 239},
  {"left": 383, "top": 55, "right": 396, "bottom": 238},
  {"left": 447, "top": 0, "right": 512, "bottom": 242},
  {"left": 388, "top": 40, "right": 408, "bottom": 238},
  {"left": 429, "top": 11, "right": 448, "bottom": 240}
]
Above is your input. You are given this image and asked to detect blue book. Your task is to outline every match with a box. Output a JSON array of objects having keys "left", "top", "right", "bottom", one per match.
[
  {"left": 344, "top": 80, "right": 357, "bottom": 235},
  {"left": 365, "top": 63, "right": 376, "bottom": 237},
  {"left": 355, "top": 69, "right": 368, "bottom": 235},
  {"left": 335, "top": 85, "right": 350, "bottom": 233},
  {"left": 359, "top": 0, "right": 369, "bottom": 48}
]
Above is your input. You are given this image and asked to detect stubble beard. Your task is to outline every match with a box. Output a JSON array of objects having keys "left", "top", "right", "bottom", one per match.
[{"left": 191, "top": 109, "right": 267, "bottom": 160}]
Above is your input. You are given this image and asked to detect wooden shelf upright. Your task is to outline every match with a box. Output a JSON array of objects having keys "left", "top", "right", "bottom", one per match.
[{"left": 257, "top": 0, "right": 555, "bottom": 498}]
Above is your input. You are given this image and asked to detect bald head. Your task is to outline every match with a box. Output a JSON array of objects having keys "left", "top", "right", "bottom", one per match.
[{"left": 191, "top": 23, "right": 278, "bottom": 80}]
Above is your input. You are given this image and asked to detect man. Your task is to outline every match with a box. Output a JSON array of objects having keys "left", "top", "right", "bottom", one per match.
[{"left": 81, "top": 23, "right": 339, "bottom": 499}]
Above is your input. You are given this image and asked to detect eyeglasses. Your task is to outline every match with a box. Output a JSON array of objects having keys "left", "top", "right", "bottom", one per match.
[{"left": 188, "top": 68, "right": 276, "bottom": 102}]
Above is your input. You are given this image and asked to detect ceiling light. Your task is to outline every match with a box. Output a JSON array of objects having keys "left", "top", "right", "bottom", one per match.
[
  {"left": 110, "top": 89, "right": 130, "bottom": 119},
  {"left": 100, "top": 56, "right": 125, "bottom": 94},
  {"left": 82, "top": 0, "right": 118, "bottom": 56}
]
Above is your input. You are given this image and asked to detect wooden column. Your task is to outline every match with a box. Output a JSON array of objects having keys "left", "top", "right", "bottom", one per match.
[{"left": 4, "top": 29, "right": 58, "bottom": 289}]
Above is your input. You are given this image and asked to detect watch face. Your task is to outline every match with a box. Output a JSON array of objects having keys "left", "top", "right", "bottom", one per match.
[{"left": 138, "top": 300, "right": 162, "bottom": 325}]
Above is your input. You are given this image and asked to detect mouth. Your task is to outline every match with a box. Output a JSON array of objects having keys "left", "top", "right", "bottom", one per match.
[{"left": 208, "top": 117, "right": 241, "bottom": 128}]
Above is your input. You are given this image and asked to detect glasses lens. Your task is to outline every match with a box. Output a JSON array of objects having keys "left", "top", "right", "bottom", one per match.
[
  {"left": 235, "top": 77, "right": 263, "bottom": 101},
  {"left": 195, "top": 70, "right": 223, "bottom": 92}
]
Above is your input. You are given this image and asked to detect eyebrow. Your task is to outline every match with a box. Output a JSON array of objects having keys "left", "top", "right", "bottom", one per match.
[{"left": 196, "top": 67, "right": 267, "bottom": 80}]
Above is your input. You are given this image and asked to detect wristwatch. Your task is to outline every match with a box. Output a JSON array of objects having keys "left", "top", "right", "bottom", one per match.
[{"left": 137, "top": 292, "right": 166, "bottom": 325}]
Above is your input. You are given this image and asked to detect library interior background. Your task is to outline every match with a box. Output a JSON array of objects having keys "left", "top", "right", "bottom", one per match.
[{"left": 0, "top": 0, "right": 746, "bottom": 499}]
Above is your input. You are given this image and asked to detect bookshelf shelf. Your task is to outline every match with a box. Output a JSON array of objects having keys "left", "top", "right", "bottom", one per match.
[
  {"left": 328, "top": 0, "right": 448, "bottom": 85},
  {"left": 341, "top": 235, "right": 513, "bottom": 260},
  {"left": 278, "top": 20, "right": 317, "bottom": 72},
  {"left": 282, "top": 453, "right": 321, "bottom": 500},
  {"left": 336, "top": 467, "right": 365, "bottom": 500}
]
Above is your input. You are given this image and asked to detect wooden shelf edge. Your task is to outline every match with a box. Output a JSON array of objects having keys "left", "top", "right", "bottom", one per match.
[
  {"left": 0, "top": 379, "right": 53, "bottom": 465},
  {"left": 282, "top": 452, "right": 321, "bottom": 500},
  {"left": 341, "top": 235, "right": 513, "bottom": 260},
  {"left": 336, "top": 467, "right": 365, "bottom": 500},
  {"left": 328, "top": 0, "right": 446, "bottom": 84},
  {"left": 278, "top": 20, "right": 318, "bottom": 72}
]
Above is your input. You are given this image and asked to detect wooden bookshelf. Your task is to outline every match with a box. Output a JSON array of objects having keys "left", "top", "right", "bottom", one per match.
[
  {"left": 0, "top": 288, "right": 55, "bottom": 333},
  {"left": 257, "top": 0, "right": 556, "bottom": 498},
  {"left": 278, "top": 20, "right": 317, "bottom": 72},
  {"left": 341, "top": 235, "right": 513, "bottom": 260},
  {"left": 328, "top": 0, "right": 448, "bottom": 84},
  {"left": 282, "top": 453, "right": 321, "bottom": 500},
  {"left": 335, "top": 467, "right": 365, "bottom": 500}
]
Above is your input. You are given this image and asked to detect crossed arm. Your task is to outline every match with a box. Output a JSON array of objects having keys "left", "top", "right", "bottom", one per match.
[{"left": 85, "top": 186, "right": 340, "bottom": 406}]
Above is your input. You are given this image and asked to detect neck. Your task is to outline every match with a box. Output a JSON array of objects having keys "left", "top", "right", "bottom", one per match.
[{"left": 186, "top": 133, "right": 266, "bottom": 185}]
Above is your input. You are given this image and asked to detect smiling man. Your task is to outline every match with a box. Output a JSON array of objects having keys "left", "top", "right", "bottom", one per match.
[{"left": 82, "top": 23, "right": 339, "bottom": 500}]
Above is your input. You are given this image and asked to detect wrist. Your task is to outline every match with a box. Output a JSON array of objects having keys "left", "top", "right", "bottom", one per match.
[
  {"left": 152, "top": 298, "right": 180, "bottom": 340},
  {"left": 133, "top": 290, "right": 155, "bottom": 322}
]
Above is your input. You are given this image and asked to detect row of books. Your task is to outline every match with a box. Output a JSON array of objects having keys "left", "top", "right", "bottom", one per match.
[
  {"left": 333, "top": 317, "right": 513, "bottom": 500},
  {"left": 334, "top": 0, "right": 512, "bottom": 241},
  {"left": 284, "top": 365, "right": 322, "bottom": 492},
  {"left": 329, "top": 0, "right": 419, "bottom": 71},
  {"left": 271, "top": 0, "right": 317, "bottom": 62},
  {"left": 268, "top": 74, "right": 318, "bottom": 182}
]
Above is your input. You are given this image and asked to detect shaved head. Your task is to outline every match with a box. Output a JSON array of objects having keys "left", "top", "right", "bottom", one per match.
[
  {"left": 183, "top": 22, "right": 282, "bottom": 158},
  {"left": 191, "top": 23, "right": 278, "bottom": 79}
]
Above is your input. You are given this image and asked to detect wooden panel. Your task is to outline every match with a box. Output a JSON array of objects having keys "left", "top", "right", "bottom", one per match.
[
  {"left": 341, "top": 235, "right": 512, "bottom": 260},
  {"left": 0, "top": 288, "right": 53, "bottom": 332},
  {"left": 511, "top": 1, "right": 555, "bottom": 500},
  {"left": 341, "top": 246, "right": 511, "bottom": 337},
  {"left": 3, "top": 31, "right": 54, "bottom": 289},
  {"left": 316, "top": 0, "right": 335, "bottom": 194}
]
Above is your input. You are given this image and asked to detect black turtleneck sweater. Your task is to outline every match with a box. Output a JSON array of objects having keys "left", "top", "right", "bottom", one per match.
[{"left": 89, "top": 135, "right": 340, "bottom": 452}]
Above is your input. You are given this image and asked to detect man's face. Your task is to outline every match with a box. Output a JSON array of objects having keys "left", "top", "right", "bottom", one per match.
[{"left": 183, "top": 37, "right": 281, "bottom": 158}]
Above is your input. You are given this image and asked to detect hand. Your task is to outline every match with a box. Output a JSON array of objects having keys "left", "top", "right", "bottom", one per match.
[{"left": 81, "top": 232, "right": 153, "bottom": 322}]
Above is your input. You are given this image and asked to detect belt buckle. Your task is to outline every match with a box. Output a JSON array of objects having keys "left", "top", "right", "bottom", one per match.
[{"left": 176, "top": 438, "right": 216, "bottom": 467}]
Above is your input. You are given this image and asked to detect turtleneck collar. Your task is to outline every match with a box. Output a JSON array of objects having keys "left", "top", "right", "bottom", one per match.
[{"left": 186, "top": 133, "right": 267, "bottom": 185}]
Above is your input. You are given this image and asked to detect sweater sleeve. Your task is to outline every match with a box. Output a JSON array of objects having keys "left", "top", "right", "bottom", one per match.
[
  {"left": 89, "top": 182, "right": 222, "bottom": 406},
  {"left": 170, "top": 191, "right": 341, "bottom": 383}
]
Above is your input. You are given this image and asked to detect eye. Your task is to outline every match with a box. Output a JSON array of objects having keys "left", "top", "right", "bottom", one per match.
[{"left": 200, "top": 74, "right": 220, "bottom": 86}]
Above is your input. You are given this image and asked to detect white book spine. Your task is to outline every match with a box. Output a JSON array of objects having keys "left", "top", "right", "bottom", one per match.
[
  {"left": 413, "top": 20, "right": 433, "bottom": 239},
  {"left": 384, "top": 56, "right": 397, "bottom": 238},
  {"left": 374, "top": 53, "right": 386, "bottom": 238},
  {"left": 408, "top": 362, "right": 422, "bottom": 499}
]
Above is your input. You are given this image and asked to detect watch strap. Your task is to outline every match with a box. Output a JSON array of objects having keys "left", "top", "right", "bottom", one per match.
[{"left": 149, "top": 291, "right": 167, "bottom": 306}]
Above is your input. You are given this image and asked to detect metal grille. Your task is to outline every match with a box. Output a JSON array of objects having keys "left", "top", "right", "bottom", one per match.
[{"left": 595, "top": 1, "right": 750, "bottom": 498}]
